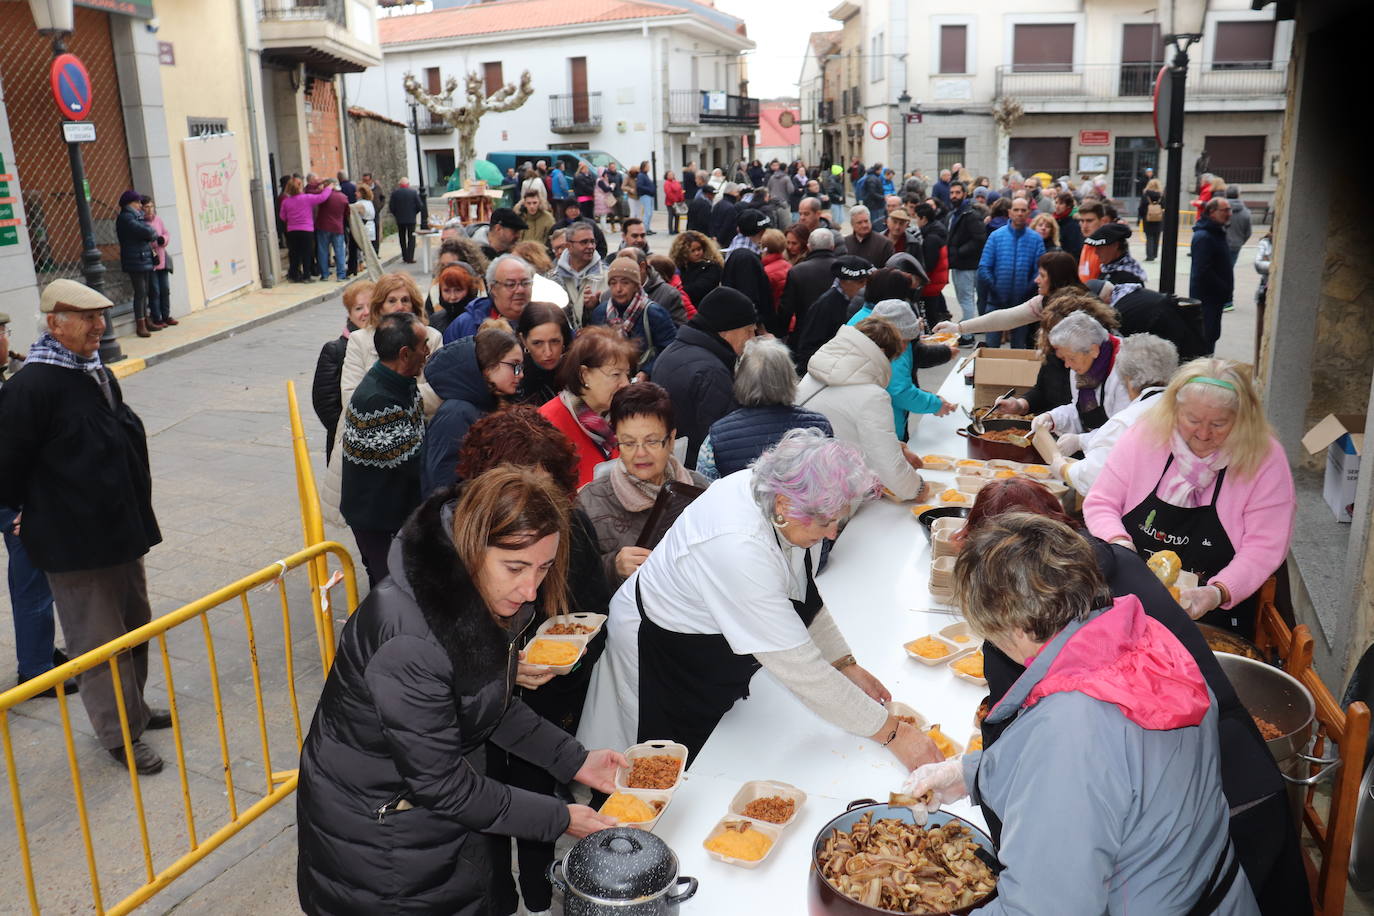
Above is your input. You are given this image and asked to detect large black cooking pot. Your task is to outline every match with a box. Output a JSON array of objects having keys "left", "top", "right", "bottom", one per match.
[
  {"left": 956, "top": 418, "right": 1039, "bottom": 463},
  {"left": 809, "top": 799, "right": 999, "bottom": 915},
  {"left": 549, "top": 827, "right": 698, "bottom": 915}
]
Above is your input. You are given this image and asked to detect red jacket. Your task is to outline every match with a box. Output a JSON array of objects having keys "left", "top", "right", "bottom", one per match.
[
  {"left": 920, "top": 245, "right": 949, "bottom": 296},
  {"left": 664, "top": 179, "right": 685, "bottom": 207},
  {"left": 762, "top": 252, "right": 791, "bottom": 308},
  {"left": 538, "top": 395, "right": 618, "bottom": 487},
  {"left": 669, "top": 274, "right": 696, "bottom": 318}
]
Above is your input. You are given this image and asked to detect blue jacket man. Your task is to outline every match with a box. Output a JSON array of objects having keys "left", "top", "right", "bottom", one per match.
[
  {"left": 1189, "top": 198, "right": 1235, "bottom": 353},
  {"left": 976, "top": 198, "right": 1045, "bottom": 348},
  {"left": 550, "top": 164, "right": 570, "bottom": 202}
]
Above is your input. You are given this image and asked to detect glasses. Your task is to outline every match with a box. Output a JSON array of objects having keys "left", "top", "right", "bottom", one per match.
[
  {"left": 494, "top": 279, "right": 534, "bottom": 290},
  {"left": 619, "top": 436, "right": 670, "bottom": 453},
  {"left": 498, "top": 360, "right": 525, "bottom": 376}
]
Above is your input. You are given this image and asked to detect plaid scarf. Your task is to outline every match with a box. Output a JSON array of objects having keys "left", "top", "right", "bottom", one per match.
[
  {"left": 559, "top": 390, "right": 616, "bottom": 458},
  {"left": 24, "top": 331, "right": 103, "bottom": 372},
  {"left": 604, "top": 290, "right": 649, "bottom": 338}
]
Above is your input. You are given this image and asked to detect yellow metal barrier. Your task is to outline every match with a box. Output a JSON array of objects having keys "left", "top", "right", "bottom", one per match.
[
  {"left": 0, "top": 542, "right": 358, "bottom": 915},
  {"left": 286, "top": 379, "right": 337, "bottom": 671}
]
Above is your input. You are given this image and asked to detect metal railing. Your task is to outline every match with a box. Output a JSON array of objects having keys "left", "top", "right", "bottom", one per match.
[
  {"left": 668, "top": 90, "right": 760, "bottom": 126},
  {"left": 995, "top": 62, "right": 1287, "bottom": 100},
  {"left": 549, "top": 92, "right": 602, "bottom": 133},
  {"left": 411, "top": 106, "right": 452, "bottom": 135},
  {"left": 256, "top": 0, "right": 346, "bottom": 25}
]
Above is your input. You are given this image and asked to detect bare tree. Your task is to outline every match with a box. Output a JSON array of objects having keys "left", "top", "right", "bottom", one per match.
[{"left": 403, "top": 70, "right": 534, "bottom": 185}]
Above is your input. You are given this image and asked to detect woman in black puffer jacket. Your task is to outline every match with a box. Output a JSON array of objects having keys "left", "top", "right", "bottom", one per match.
[
  {"left": 296, "top": 468, "right": 625, "bottom": 915},
  {"left": 115, "top": 189, "right": 161, "bottom": 337}
]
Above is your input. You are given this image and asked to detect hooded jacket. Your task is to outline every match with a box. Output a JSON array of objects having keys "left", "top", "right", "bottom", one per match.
[
  {"left": 116, "top": 206, "right": 159, "bottom": 272},
  {"left": 650, "top": 323, "right": 739, "bottom": 469},
  {"left": 968, "top": 596, "right": 1259, "bottom": 915},
  {"left": 795, "top": 325, "right": 923, "bottom": 499},
  {"left": 1190, "top": 218, "right": 1234, "bottom": 305},
  {"left": 296, "top": 489, "right": 587, "bottom": 916},
  {"left": 945, "top": 199, "right": 987, "bottom": 270},
  {"left": 441, "top": 296, "right": 500, "bottom": 344},
  {"left": 720, "top": 245, "right": 775, "bottom": 329},
  {"left": 421, "top": 339, "right": 498, "bottom": 496}
]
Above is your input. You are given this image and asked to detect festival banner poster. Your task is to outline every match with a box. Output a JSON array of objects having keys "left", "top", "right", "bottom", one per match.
[{"left": 182, "top": 133, "right": 253, "bottom": 302}]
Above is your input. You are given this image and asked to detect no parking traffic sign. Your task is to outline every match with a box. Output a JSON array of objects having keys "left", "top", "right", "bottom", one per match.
[{"left": 50, "top": 53, "right": 93, "bottom": 121}]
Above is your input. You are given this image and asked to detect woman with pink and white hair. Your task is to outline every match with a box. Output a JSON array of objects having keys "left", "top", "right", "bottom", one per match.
[{"left": 579, "top": 427, "right": 945, "bottom": 770}]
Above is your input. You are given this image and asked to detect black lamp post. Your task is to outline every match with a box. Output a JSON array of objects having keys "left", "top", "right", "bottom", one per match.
[
  {"left": 898, "top": 90, "right": 911, "bottom": 178},
  {"left": 28, "top": 0, "right": 121, "bottom": 361},
  {"left": 408, "top": 100, "right": 429, "bottom": 230},
  {"left": 1157, "top": 0, "right": 1206, "bottom": 296}
]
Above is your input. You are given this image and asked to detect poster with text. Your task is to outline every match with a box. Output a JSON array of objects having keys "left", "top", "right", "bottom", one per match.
[{"left": 182, "top": 133, "right": 252, "bottom": 301}]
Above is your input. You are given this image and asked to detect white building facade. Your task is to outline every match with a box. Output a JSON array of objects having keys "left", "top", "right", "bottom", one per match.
[{"left": 348, "top": 0, "right": 757, "bottom": 188}]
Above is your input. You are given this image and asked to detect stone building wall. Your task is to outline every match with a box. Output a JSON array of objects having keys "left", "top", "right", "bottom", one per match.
[{"left": 347, "top": 106, "right": 406, "bottom": 234}]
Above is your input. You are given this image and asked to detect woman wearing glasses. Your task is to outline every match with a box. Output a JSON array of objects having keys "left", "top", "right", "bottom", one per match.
[
  {"left": 576, "top": 383, "right": 710, "bottom": 587},
  {"left": 420, "top": 322, "right": 524, "bottom": 495},
  {"left": 538, "top": 327, "right": 638, "bottom": 487}
]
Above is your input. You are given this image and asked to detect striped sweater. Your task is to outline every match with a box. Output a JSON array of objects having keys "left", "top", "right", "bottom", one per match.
[{"left": 340, "top": 361, "right": 424, "bottom": 532}]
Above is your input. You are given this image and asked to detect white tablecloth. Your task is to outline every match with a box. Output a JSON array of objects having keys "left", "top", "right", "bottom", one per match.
[{"left": 650, "top": 361, "right": 991, "bottom": 911}]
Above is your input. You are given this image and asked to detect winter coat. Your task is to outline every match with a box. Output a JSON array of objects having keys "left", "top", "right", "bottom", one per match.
[
  {"left": 635, "top": 172, "right": 656, "bottom": 202},
  {"left": 296, "top": 490, "right": 588, "bottom": 916},
  {"left": 663, "top": 179, "right": 684, "bottom": 207},
  {"left": 538, "top": 395, "right": 618, "bottom": 487},
  {"left": 844, "top": 231, "right": 893, "bottom": 267},
  {"left": 917, "top": 220, "right": 949, "bottom": 294},
  {"left": 586, "top": 299, "right": 677, "bottom": 378},
  {"left": 762, "top": 252, "right": 791, "bottom": 307},
  {"left": 720, "top": 247, "right": 775, "bottom": 329},
  {"left": 421, "top": 339, "right": 499, "bottom": 496},
  {"left": 649, "top": 323, "right": 739, "bottom": 469},
  {"left": 516, "top": 354, "right": 560, "bottom": 408},
  {"left": 442, "top": 297, "right": 499, "bottom": 343},
  {"left": 710, "top": 198, "right": 740, "bottom": 248},
  {"left": 519, "top": 209, "right": 554, "bottom": 246},
  {"left": 339, "top": 361, "right": 424, "bottom": 533},
  {"left": 553, "top": 251, "right": 609, "bottom": 329},
  {"left": 315, "top": 190, "right": 350, "bottom": 235},
  {"left": 777, "top": 248, "right": 837, "bottom": 338},
  {"left": 945, "top": 200, "right": 987, "bottom": 270},
  {"left": 706, "top": 405, "right": 832, "bottom": 479},
  {"left": 795, "top": 324, "right": 923, "bottom": 499},
  {"left": 643, "top": 270, "right": 688, "bottom": 325},
  {"left": 1056, "top": 209, "right": 1085, "bottom": 261},
  {"left": 968, "top": 596, "right": 1259, "bottom": 915},
  {"left": 576, "top": 467, "right": 711, "bottom": 586},
  {"left": 278, "top": 188, "right": 333, "bottom": 233},
  {"left": 1226, "top": 201, "right": 1252, "bottom": 254},
  {"left": 790, "top": 285, "right": 854, "bottom": 373},
  {"left": 678, "top": 259, "right": 722, "bottom": 311},
  {"left": 550, "top": 168, "right": 570, "bottom": 200},
  {"left": 312, "top": 332, "right": 349, "bottom": 462},
  {"left": 0, "top": 362, "right": 161, "bottom": 573},
  {"left": 146, "top": 213, "right": 170, "bottom": 271},
  {"left": 388, "top": 186, "right": 424, "bottom": 224},
  {"left": 1021, "top": 351, "right": 1072, "bottom": 416},
  {"left": 1190, "top": 218, "right": 1234, "bottom": 306},
  {"left": 572, "top": 170, "right": 595, "bottom": 200},
  {"left": 116, "top": 206, "right": 159, "bottom": 272},
  {"left": 685, "top": 195, "right": 713, "bottom": 235},
  {"left": 977, "top": 224, "right": 1045, "bottom": 308},
  {"left": 766, "top": 170, "right": 793, "bottom": 206},
  {"left": 847, "top": 305, "right": 946, "bottom": 437}
]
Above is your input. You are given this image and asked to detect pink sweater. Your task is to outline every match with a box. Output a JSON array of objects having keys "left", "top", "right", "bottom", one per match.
[
  {"left": 1083, "top": 422, "right": 1295, "bottom": 608},
  {"left": 278, "top": 188, "right": 333, "bottom": 233}
]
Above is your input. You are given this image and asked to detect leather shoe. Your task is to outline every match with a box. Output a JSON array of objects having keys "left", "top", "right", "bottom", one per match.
[
  {"left": 146, "top": 708, "right": 174, "bottom": 730},
  {"left": 162, "top": 315, "right": 179, "bottom": 326},
  {"left": 34, "top": 679, "right": 78, "bottom": 698},
  {"left": 109, "top": 741, "right": 163, "bottom": 775}
]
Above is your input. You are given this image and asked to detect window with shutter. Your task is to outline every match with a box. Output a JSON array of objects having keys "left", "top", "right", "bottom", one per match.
[
  {"left": 1012, "top": 24, "right": 1075, "bottom": 73},
  {"left": 937, "top": 139, "right": 965, "bottom": 173},
  {"left": 425, "top": 67, "right": 441, "bottom": 96},
  {"left": 483, "top": 62, "right": 504, "bottom": 96},
  {"left": 940, "top": 25, "right": 967, "bottom": 74},
  {"left": 1203, "top": 136, "right": 1265, "bottom": 184},
  {"left": 1213, "top": 21, "right": 1276, "bottom": 70},
  {"left": 1007, "top": 137, "right": 1071, "bottom": 177}
]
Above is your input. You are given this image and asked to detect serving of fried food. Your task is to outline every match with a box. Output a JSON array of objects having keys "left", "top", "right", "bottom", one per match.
[
  {"left": 939, "top": 489, "right": 969, "bottom": 504},
  {"left": 926, "top": 725, "right": 958, "bottom": 759},
  {"left": 951, "top": 652, "right": 984, "bottom": 679},
  {"left": 955, "top": 458, "right": 985, "bottom": 469},
  {"left": 920, "top": 455, "right": 956, "bottom": 471},
  {"left": 975, "top": 702, "right": 990, "bottom": 725},
  {"left": 742, "top": 795, "right": 796, "bottom": 824},
  {"left": 1147, "top": 549, "right": 1183, "bottom": 588},
  {"left": 544, "top": 622, "right": 595, "bottom": 635},
  {"left": 525, "top": 639, "right": 582, "bottom": 667},
  {"left": 627, "top": 754, "right": 682, "bottom": 790},
  {"left": 817, "top": 813, "right": 997, "bottom": 913},
  {"left": 600, "top": 792, "right": 663, "bottom": 824},
  {"left": 905, "top": 637, "right": 952, "bottom": 659},
  {"left": 1253, "top": 715, "right": 1284, "bottom": 741},
  {"left": 967, "top": 734, "right": 983, "bottom": 752},
  {"left": 706, "top": 820, "right": 773, "bottom": 861}
]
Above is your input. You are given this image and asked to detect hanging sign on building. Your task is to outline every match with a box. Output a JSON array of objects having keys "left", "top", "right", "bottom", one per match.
[
  {"left": 0, "top": 154, "right": 21, "bottom": 248},
  {"left": 182, "top": 133, "right": 253, "bottom": 302},
  {"left": 1079, "top": 130, "right": 1111, "bottom": 146}
]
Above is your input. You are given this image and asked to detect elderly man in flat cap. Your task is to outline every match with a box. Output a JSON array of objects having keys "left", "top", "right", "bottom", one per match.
[
  {"left": 1086, "top": 223, "right": 1148, "bottom": 305},
  {"left": 0, "top": 280, "right": 169, "bottom": 775}
]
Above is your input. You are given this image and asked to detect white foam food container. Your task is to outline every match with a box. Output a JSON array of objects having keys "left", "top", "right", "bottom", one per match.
[
  {"left": 615, "top": 739, "right": 689, "bottom": 793},
  {"left": 919, "top": 454, "right": 957, "bottom": 472},
  {"left": 953, "top": 458, "right": 987, "bottom": 471},
  {"left": 931, "top": 515, "right": 966, "bottom": 535},
  {"left": 600, "top": 787, "right": 673, "bottom": 831},
  {"left": 939, "top": 620, "right": 977, "bottom": 648},
  {"left": 702, "top": 816, "right": 785, "bottom": 869},
  {"left": 727, "top": 779, "right": 807, "bottom": 829},
  {"left": 955, "top": 474, "right": 992, "bottom": 494},
  {"left": 535, "top": 612, "right": 608, "bottom": 640},
  {"left": 887, "top": 701, "right": 927, "bottom": 729},
  {"left": 986, "top": 459, "right": 1023, "bottom": 471},
  {"left": 904, "top": 634, "right": 960, "bottom": 666},
  {"left": 522, "top": 634, "right": 589, "bottom": 675},
  {"left": 948, "top": 650, "right": 987, "bottom": 686}
]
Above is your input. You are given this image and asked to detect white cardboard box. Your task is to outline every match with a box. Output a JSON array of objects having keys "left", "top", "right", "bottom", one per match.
[{"left": 1301, "top": 414, "right": 1365, "bottom": 523}]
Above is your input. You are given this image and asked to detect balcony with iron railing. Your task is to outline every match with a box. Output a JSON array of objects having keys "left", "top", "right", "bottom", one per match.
[
  {"left": 995, "top": 62, "right": 1287, "bottom": 104},
  {"left": 549, "top": 92, "right": 602, "bottom": 134},
  {"left": 256, "top": 0, "right": 381, "bottom": 73},
  {"left": 410, "top": 106, "right": 451, "bottom": 135},
  {"left": 669, "top": 90, "right": 760, "bottom": 127},
  {"left": 258, "top": 0, "right": 345, "bottom": 25}
]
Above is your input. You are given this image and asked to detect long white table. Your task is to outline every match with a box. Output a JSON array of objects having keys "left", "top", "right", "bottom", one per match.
[{"left": 651, "top": 362, "right": 991, "bottom": 911}]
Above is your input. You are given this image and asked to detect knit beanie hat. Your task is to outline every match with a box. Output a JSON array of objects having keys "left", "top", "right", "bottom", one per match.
[
  {"left": 607, "top": 257, "right": 642, "bottom": 287},
  {"left": 694, "top": 287, "right": 757, "bottom": 333},
  {"left": 118, "top": 189, "right": 142, "bottom": 207},
  {"left": 870, "top": 299, "right": 921, "bottom": 340}
]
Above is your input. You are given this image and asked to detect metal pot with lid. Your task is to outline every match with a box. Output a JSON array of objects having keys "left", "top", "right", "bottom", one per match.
[{"left": 549, "top": 827, "right": 698, "bottom": 914}]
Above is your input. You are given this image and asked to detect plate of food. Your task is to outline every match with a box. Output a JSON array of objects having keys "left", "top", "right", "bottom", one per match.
[
  {"left": 887, "top": 701, "right": 927, "bottom": 730},
  {"left": 522, "top": 635, "right": 589, "bottom": 675},
  {"left": 949, "top": 650, "right": 987, "bottom": 685},
  {"left": 534, "top": 612, "right": 607, "bottom": 639},
  {"left": 703, "top": 817, "right": 783, "bottom": 868},
  {"left": 920, "top": 454, "right": 957, "bottom": 472},
  {"left": 936, "top": 487, "right": 975, "bottom": 508},
  {"left": 967, "top": 733, "right": 984, "bottom": 753},
  {"left": 904, "top": 635, "right": 959, "bottom": 665},
  {"left": 954, "top": 474, "right": 992, "bottom": 494},
  {"left": 954, "top": 458, "right": 987, "bottom": 471},
  {"left": 599, "top": 788, "right": 672, "bottom": 831},
  {"left": 727, "top": 780, "right": 807, "bottom": 829},
  {"left": 939, "top": 620, "right": 976, "bottom": 647},
  {"left": 615, "top": 740, "right": 689, "bottom": 793},
  {"left": 925, "top": 724, "right": 964, "bottom": 759}
]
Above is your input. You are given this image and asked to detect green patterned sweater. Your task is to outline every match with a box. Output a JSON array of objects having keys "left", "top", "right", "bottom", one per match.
[{"left": 340, "top": 360, "right": 424, "bottom": 531}]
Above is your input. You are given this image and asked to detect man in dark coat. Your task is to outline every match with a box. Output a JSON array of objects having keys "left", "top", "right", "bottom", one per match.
[
  {"left": 790, "top": 255, "right": 873, "bottom": 372},
  {"left": 946, "top": 182, "right": 987, "bottom": 342},
  {"left": 720, "top": 209, "right": 777, "bottom": 331},
  {"left": 0, "top": 280, "right": 170, "bottom": 774},
  {"left": 388, "top": 177, "right": 424, "bottom": 263},
  {"left": 710, "top": 183, "right": 742, "bottom": 248},
  {"left": 685, "top": 183, "right": 715, "bottom": 234},
  {"left": 776, "top": 227, "right": 839, "bottom": 342},
  {"left": 336, "top": 171, "right": 360, "bottom": 275},
  {"left": 1190, "top": 197, "right": 1234, "bottom": 354},
  {"left": 1054, "top": 190, "right": 1085, "bottom": 261},
  {"left": 650, "top": 287, "right": 759, "bottom": 469},
  {"left": 115, "top": 190, "right": 161, "bottom": 336}
]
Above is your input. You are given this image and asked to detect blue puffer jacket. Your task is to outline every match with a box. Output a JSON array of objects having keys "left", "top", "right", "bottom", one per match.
[
  {"left": 442, "top": 297, "right": 497, "bottom": 343},
  {"left": 1189, "top": 218, "right": 1234, "bottom": 306},
  {"left": 420, "top": 338, "right": 497, "bottom": 496},
  {"left": 707, "top": 405, "right": 833, "bottom": 479},
  {"left": 116, "top": 206, "right": 159, "bottom": 273},
  {"left": 977, "top": 223, "right": 1045, "bottom": 309}
]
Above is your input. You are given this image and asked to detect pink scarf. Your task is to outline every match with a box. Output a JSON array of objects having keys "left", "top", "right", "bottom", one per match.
[
  {"left": 1158, "top": 430, "right": 1230, "bottom": 508},
  {"left": 609, "top": 453, "right": 695, "bottom": 512},
  {"left": 559, "top": 390, "right": 616, "bottom": 458}
]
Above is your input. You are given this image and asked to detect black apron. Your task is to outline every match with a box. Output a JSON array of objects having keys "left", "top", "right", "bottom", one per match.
[
  {"left": 635, "top": 542, "right": 823, "bottom": 763},
  {"left": 1121, "top": 455, "right": 1257, "bottom": 641}
]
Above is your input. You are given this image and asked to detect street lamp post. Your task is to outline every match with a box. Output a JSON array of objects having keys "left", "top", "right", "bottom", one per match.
[
  {"left": 1157, "top": 0, "right": 1207, "bottom": 296},
  {"left": 898, "top": 90, "right": 911, "bottom": 179},
  {"left": 408, "top": 101, "right": 430, "bottom": 230},
  {"left": 28, "top": 0, "right": 121, "bottom": 361}
]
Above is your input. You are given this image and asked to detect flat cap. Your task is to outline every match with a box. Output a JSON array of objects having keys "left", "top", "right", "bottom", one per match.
[
  {"left": 1085, "top": 223, "right": 1132, "bottom": 247},
  {"left": 40, "top": 279, "right": 114, "bottom": 313}
]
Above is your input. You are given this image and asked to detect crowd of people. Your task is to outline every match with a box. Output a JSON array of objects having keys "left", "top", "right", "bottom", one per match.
[{"left": 0, "top": 144, "right": 1285, "bottom": 915}]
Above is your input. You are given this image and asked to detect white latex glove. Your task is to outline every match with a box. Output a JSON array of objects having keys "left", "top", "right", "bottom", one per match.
[
  {"left": 932, "top": 320, "right": 960, "bottom": 335},
  {"left": 1050, "top": 454, "right": 1073, "bottom": 482},
  {"left": 1031, "top": 413, "right": 1055, "bottom": 433},
  {"left": 899, "top": 757, "right": 969, "bottom": 825},
  {"left": 1055, "top": 433, "right": 1082, "bottom": 456},
  {"left": 1179, "top": 584, "right": 1224, "bottom": 620}
]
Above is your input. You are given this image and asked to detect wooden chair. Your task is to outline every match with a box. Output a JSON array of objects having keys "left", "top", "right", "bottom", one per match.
[{"left": 1254, "top": 579, "right": 1370, "bottom": 915}]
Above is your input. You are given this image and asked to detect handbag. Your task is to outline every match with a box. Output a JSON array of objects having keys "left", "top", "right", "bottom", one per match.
[
  {"left": 673, "top": 201, "right": 689, "bottom": 215},
  {"left": 635, "top": 480, "right": 706, "bottom": 549}
]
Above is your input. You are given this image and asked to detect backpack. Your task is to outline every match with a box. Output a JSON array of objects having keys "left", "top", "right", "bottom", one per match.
[{"left": 1146, "top": 197, "right": 1164, "bottom": 222}]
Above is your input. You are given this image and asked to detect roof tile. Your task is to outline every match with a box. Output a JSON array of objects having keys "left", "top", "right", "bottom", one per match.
[{"left": 379, "top": 0, "right": 682, "bottom": 44}]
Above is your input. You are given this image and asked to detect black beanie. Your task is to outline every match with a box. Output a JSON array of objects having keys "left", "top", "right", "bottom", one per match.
[{"left": 694, "top": 286, "right": 757, "bottom": 333}]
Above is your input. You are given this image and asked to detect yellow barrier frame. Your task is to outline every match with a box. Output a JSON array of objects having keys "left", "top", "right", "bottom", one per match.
[
  {"left": 286, "top": 379, "right": 336, "bottom": 671},
  {"left": 0, "top": 542, "right": 359, "bottom": 915}
]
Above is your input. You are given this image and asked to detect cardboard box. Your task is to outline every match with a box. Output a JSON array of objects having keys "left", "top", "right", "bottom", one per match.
[
  {"left": 1301, "top": 414, "right": 1365, "bottom": 523},
  {"left": 972, "top": 348, "right": 1043, "bottom": 409}
]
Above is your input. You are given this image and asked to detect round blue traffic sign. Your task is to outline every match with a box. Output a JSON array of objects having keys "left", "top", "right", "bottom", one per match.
[{"left": 51, "top": 53, "right": 93, "bottom": 122}]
